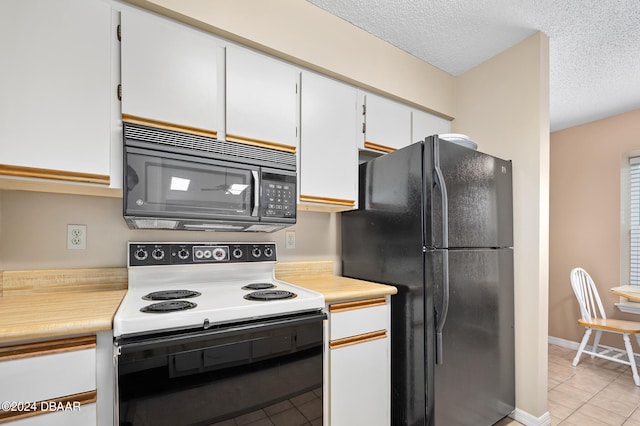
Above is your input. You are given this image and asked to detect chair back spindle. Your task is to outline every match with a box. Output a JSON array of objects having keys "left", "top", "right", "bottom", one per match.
[{"left": 570, "top": 267, "right": 606, "bottom": 322}]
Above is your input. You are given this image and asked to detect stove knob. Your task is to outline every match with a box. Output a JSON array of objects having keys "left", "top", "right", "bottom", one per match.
[
  {"left": 177, "top": 248, "right": 190, "bottom": 260},
  {"left": 134, "top": 248, "right": 148, "bottom": 261},
  {"left": 212, "top": 247, "right": 226, "bottom": 261},
  {"left": 151, "top": 248, "right": 165, "bottom": 261},
  {"left": 264, "top": 247, "right": 274, "bottom": 258},
  {"left": 232, "top": 248, "right": 243, "bottom": 259},
  {"left": 251, "top": 247, "right": 262, "bottom": 258}
]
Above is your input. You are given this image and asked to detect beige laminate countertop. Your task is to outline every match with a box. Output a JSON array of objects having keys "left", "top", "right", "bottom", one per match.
[
  {"left": 0, "top": 262, "right": 396, "bottom": 346},
  {"left": 284, "top": 275, "right": 398, "bottom": 303},
  {"left": 0, "top": 290, "right": 126, "bottom": 345}
]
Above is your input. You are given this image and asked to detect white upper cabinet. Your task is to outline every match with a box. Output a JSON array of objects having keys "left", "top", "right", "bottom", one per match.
[
  {"left": 299, "top": 72, "right": 358, "bottom": 210},
  {"left": 226, "top": 45, "right": 299, "bottom": 150},
  {"left": 120, "top": 9, "right": 222, "bottom": 133},
  {"left": 359, "top": 91, "right": 412, "bottom": 153},
  {"left": 411, "top": 109, "right": 452, "bottom": 142},
  {"left": 0, "top": 0, "right": 112, "bottom": 183}
]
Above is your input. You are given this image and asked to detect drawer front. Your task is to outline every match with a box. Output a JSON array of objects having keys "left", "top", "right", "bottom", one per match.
[
  {"left": 329, "top": 298, "right": 389, "bottom": 340},
  {"left": 7, "top": 402, "right": 96, "bottom": 426},
  {"left": 0, "top": 337, "right": 96, "bottom": 404}
]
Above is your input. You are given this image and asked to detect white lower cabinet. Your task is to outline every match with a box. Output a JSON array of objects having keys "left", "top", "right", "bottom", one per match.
[
  {"left": 0, "top": 336, "right": 98, "bottom": 425},
  {"left": 326, "top": 297, "right": 390, "bottom": 425},
  {"left": 7, "top": 404, "right": 97, "bottom": 426}
]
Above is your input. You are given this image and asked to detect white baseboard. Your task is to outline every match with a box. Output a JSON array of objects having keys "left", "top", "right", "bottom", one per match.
[
  {"left": 510, "top": 408, "right": 552, "bottom": 426},
  {"left": 547, "top": 335, "right": 580, "bottom": 350},
  {"left": 501, "top": 336, "right": 576, "bottom": 426}
]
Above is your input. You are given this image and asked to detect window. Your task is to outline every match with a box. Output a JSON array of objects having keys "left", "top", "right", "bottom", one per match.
[{"left": 629, "top": 157, "right": 640, "bottom": 285}]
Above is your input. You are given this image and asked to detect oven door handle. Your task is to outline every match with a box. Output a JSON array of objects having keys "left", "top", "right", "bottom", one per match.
[
  {"left": 251, "top": 170, "right": 260, "bottom": 217},
  {"left": 115, "top": 311, "right": 326, "bottom": 354}
]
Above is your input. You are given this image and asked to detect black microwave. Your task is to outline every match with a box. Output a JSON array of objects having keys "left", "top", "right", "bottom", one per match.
[{"left": 123, "top": 121, "right": 296, "bottom": 232}]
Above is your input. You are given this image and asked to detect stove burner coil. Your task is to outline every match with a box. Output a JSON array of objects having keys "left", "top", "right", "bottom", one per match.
[
  {"left": 140, "top": 300, "right": 197, "bottom": 313},
  {"left": 242, "top": 283, "right": 276, "bottom": 290},
  {"left": 142, "top": 290, "right": 201, "bottom": 301},
  {"left": 243, "top": 290, "right": 297, "bottom": 301}
]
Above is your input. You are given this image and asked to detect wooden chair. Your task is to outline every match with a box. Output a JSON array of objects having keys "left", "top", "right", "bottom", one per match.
[{"left": 570, "top": 267, "right": 640, "bottom": 386}]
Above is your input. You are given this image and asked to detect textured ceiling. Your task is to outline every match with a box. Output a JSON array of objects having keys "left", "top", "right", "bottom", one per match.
[{"left": 306, "top": 0, "right": 640, "bottom": 131}]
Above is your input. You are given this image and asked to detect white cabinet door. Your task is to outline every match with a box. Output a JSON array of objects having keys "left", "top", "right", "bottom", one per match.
[
  {"left": 412, "top": 109, "right": 451, "bottom": 142},
  {"left": 299, "top": 72, "right": 358, "bottom": 210},
  {"left": 9, "top": 404, "right": 96, "bottom": 426},
  {"left": 0, "top": 336, "right": 97, "bottom": 426},
  {"left": 360, "top": 91, "right": 412, "bottom": 153},
  {"left": 327, "top": 298, "right": 391, "bottom": 425},
  {"left": 226, "top": 45, "right": 299, "bottom": 150},
  {"left": 121, "top": 9, "right": 222, "bottom": 133},
  {"left": 0, "top": 0, "right": 111, "bottom": 181},
  {"left": 329, "top": 335, "right": 390, "bottom": 426}
]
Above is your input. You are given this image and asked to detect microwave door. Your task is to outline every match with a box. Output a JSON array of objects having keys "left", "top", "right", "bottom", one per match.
[{"left": 124, "top": 150, "right": 259, "bottom": 222}]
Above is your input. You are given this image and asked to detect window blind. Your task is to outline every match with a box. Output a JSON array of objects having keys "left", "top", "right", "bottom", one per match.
[{"left": 630, "top": 157, "right": 640, "bottom": 285}]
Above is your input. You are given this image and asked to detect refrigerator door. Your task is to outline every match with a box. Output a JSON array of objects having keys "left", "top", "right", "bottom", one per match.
[
  {"left": 426, "top": 136, "right": 513, "bottom": 249},
  {"left": 342, "top": 142, "right": 432, "bottom": 425},
  {"left": 434, "top": 248, "right": 515, "bottom": 426}
]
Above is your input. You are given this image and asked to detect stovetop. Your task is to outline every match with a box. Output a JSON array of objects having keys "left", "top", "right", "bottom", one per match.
[{"left": 113, "top": 242, "right": 324, "bottom": 338}]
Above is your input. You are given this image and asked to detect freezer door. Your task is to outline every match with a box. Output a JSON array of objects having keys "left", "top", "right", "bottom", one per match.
[
  {"left": 426, "top": 137, "right": 513, "bottom": 249},
  {"left": 433, "top": 248, "right": 514, "bottom": 426}
]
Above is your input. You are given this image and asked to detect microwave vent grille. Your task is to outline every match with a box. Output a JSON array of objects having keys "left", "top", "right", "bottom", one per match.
[{"left": 124, "top": 123, "right": 296, "bottom": 168}]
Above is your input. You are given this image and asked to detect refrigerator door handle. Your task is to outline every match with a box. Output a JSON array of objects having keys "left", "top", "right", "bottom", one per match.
[
  {"left": 436, "top": 250, "right": 449, "bottom": 364},
  {"left": 433, "top": 138, "right": 450, "bottom": 364}
]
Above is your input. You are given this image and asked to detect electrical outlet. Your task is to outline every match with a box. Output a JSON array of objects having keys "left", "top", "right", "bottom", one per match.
[
  {"left": 285, "top": 231, "right": 296, "bottom": 249},
  {"left": 67, "top": 224, "right": 87, "bottom": 250}
]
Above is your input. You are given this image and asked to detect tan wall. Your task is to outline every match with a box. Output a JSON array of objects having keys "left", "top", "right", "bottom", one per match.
[
  {"left": 549, "top": 109, "right": 640, "bottom": 346},
  {"left": 453, "top": 32, "right": 550, "bottom": 419},
  {"left": 0, "top": 191, "right": 340, "bottom": 271},
  {"left": 123, "top": 0, "right": 455, "bottom": 119}
]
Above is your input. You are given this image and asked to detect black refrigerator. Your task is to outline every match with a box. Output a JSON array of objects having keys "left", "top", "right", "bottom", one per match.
[{"left": 341, "top": 136, "right": 515, "bottom": 426}]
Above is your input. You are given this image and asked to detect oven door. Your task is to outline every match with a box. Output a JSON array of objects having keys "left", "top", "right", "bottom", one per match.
[
  {"left": 124, "top": 146, "right": 259, "bottom": 223},
  {"left": 115, "top": 312, "right": 325, "bottom": 426}
]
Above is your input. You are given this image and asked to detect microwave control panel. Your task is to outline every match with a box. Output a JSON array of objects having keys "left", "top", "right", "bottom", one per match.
[{"left": 261, "top": 172, "right": 296, "bottom": 221}]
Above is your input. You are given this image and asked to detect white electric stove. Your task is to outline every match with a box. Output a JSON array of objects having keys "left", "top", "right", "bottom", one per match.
[{"left": 113, "top": 242, "right": 324, "bottom": 338}]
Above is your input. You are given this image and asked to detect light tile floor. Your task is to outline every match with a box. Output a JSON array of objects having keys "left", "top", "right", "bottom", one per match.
[
  {"left": 495, "top": 343, "right": 640, "bottom": 426},
  {"left": 208, "top": 344, "right": 640, "bottom": 426}
]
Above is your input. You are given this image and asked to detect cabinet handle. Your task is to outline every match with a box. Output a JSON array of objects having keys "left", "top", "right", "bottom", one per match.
[
  {"left": 122, "top": 114, "right": 218, "bottom": 139},
  {"left": 329, "top": 297, "right": 387, "bottom": 313},
  {"left": 225, "top": 133, "right": 296, "bottom": 153},
  {"left": 299, "top": 195, "right": 355, "bottom": 207},
  {"left": 0, "top": 335, "right": 96, "bottom": 362},
  {"left": 0, "top": 164, "right": 109, "bottom": 186},
  {"left": 329, "top": 330, "right": 387, "bottom": 349},
  {"left": 0, "top": 390, "right": 96, "bottom": 423},
  {"left": 364, "top": 141, "right": 395, "bottom": 153}
]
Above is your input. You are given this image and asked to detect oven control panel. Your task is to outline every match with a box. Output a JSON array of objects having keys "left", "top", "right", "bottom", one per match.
[{"left": 128, "top": 242, "right": 277, "bottom": 266}]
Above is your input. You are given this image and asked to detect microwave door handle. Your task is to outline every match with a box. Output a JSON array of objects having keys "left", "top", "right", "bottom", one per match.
[{"left": 251, "top": 170, "right": 260, "bottom": 216}]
